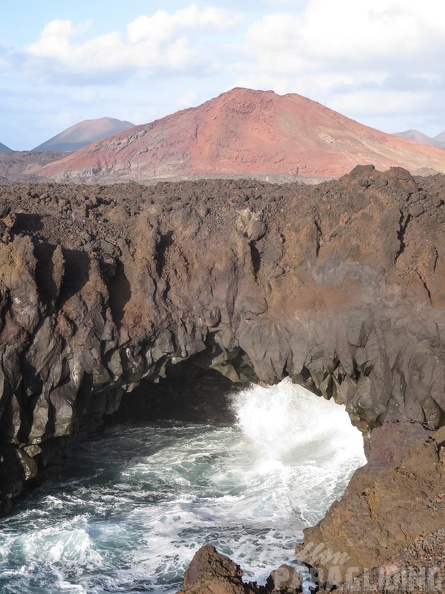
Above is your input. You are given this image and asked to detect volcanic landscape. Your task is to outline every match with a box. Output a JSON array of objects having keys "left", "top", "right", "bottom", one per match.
[{"left": 1, "top": 88, "right": 445, "bottom": 593}]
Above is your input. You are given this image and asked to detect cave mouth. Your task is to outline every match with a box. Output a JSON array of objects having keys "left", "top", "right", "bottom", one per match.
[
  {"left": 0, "top": 366, "right": 366, "bottom": 594},
  {"left": 106, "top": 358, "right": 245, "bottom": 426}
]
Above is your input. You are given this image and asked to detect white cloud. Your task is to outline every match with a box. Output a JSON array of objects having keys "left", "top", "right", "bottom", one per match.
[
  {"left": 22, "top": 5, "right": 242, "bottom": 81},
  {"left": 127, "top": 6, "right": 241, "bottom": 44},
  {"left": 330, "top": 90, "right": 432, "bottom": 117},
  {"left": 240, "top": 0, "right": 445, "bottom": 130},
  {"left": 264, "top": 0, "right": 307, "bottom": 5},
  {"left": 28, "top": 20, "right": 91, "bottom": 59},
  {"left": 176, "top": 89, "right": 200, "bottom": 109},
  {"left": 413, "top": 73, "right": 442, "bottom": 84},
  {"left": 245, "top": 0, "right": 445, "bottom": 72},
  {"left": 299, "top": 0, "right": 445, "bottom": 61}
]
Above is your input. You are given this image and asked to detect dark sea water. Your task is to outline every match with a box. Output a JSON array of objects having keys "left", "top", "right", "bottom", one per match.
[{"left": 0, "top": 379, "right": 366, "bottom": 593}]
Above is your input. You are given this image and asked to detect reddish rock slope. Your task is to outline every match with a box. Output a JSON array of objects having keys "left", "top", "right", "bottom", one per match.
[{"left": 40, "top": 88, "right": 445, "bottom": 182}]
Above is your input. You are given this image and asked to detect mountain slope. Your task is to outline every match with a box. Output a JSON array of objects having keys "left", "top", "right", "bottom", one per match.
[
  {"left": 393, "top": 129, "right": 442, "bottom": 147},
  {"left": 434, "top": 131, "right": 445, "bottom": 147},
  {"left": 0, "top": 142, "right": 12, "bottom": 153},
  {"left": 40, "top": 88, "right": 445, "bottom": 181},
  {"left": 0, "top": 151, "right": 66, "bottom": 182},
  {"left": 33, "top": 117, "right": 135, "bottom": 153}
]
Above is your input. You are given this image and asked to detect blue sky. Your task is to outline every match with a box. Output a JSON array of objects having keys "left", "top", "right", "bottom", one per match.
[{"left": 1, "top": 0, "right": 445, "bottom": 150}]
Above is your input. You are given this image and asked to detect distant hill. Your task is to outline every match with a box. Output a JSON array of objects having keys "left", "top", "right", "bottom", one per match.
[
  {"left": 394, "top": 129, "right": 442, "bottom": 147},
  {"left": 394, "top": 129, "right": 445, "bottom": 149},
  {"left": 40, "top": 88, "right": 445, "bottom": 182},
  {"left": 433, "top": 131, "right": 445, "bottom": 147},
  {"left": 0, "top": 142, "right": 12, "bottom": 153},
  {"left": 32, "top": 117, "right": 135, "bottom": 153}
]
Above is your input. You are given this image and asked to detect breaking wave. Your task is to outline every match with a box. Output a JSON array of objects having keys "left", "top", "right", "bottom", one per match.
[{"left": 0, "top": 378, "right": 366, "bottom": 593}]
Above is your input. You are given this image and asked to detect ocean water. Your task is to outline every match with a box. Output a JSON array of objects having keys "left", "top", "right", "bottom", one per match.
[{"left": 0, "top": 378, "right": 366, "bottom": 593}]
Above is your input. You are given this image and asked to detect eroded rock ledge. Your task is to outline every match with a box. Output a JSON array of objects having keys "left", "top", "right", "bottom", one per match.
[{"left": 1, "top": 166, "right": 445, "bottom": 584}]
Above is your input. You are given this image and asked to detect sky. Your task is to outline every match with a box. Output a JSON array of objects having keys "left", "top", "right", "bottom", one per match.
[{"left": 2, "top": 0, "right": 445, "bottom": 150}]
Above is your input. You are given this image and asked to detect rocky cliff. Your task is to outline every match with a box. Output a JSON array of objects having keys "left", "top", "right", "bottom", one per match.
[{"left": 1, "top": 166, "right": 445, "bottom": 586}]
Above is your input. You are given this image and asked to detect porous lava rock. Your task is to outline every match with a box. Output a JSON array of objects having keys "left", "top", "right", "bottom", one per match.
[
  {"left": 179, "top": 544, "right": 263, "bottom": 594},
  {"left": 179, "top": 545, "right": 302, "bottom": 594},
  {"left": 296, "top": 423, "right": 445, "bottom": 590},
  {"left": 0, "top": 166, "right": 445, "bottom": 583}
]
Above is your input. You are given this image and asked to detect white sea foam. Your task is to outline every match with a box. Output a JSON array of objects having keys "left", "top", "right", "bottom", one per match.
[
  {"left": 0, "top": 379, "right": 366, "bottom": 593},
  {"left": 234, "top": 377, "right": 364, "bottom": 463}
]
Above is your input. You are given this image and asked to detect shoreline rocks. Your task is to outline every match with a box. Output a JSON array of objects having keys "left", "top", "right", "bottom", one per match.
[
  {"left": 296, "top": 422, "right": 445, "bottom": 590},
  {"left": 179, "top": 544, "right": 263, "bottom": 594},
  {"left": 179, "top": 545, "right": 303, "bottom": 594},
  {"left": 0, "top": 167, "right": 445, "bottom": 585}
]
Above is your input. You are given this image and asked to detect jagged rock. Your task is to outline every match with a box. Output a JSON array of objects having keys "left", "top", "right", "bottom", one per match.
[
  {"left": 179, "top": 546, "right": 303, "bottom": 594},
  {"left": 266, "top": 565, "right": 302, "bottom": 592},
  {"left": 180, "top": 544, "right": 263, "bottom": 594},
  {"left": 0, "top": 169, "right": 445, "bottom": 582},
  {"left": 296, "top": 423, "right": 445, "bottom": 588}
]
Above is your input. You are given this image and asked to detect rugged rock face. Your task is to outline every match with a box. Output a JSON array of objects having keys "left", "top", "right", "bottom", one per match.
[
  {"left": 1, "top": 166, "right": 445, "bottom": 578},
  {"left": 39, "top": 88, "right": 445, "bottom": 183},
  {"left": 297, "top": 422, "right": 445, "bottom": 589},
  {"left": 180, "top": 544, "right": 263, "bottom": 594},
  {"left": 179, "top": 544, "right": 303, "bottom": 594}
]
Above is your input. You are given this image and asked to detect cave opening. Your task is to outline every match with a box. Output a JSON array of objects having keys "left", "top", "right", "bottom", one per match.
[
  {"left": 0, "top": 359, "right": 366, "bottom": 594},
  {"left": 106, "top": 358, "right": 245, "bottom": 426}
]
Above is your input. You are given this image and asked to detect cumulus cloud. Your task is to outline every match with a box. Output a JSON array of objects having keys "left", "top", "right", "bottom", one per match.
[
  {"left": 245, "top": 0, "right": 445, "bottom": 71},
  {"left": 20, "top": 5, "right": 242, "bottom": 82},
  {"left": 127, "top": 6, "right": 241, "bottom": 43},
  {"left": 299, "top": 0, "right": 445, "bottom": 61},
  {"left": 240, "top": 0, "right": 445, "bottom": 131}
]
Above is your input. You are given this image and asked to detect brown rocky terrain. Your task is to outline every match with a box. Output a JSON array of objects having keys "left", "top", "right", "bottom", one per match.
[
  {"left": 179, "top": 544, "right": 264, "bottom": 594},
  {"left": 39, "top": 88, "right": 445, "bottom": 183},
  {"left": 1, "top": 166, "right": 445, "bottom": 590},
  {"left": 297, "top": 423, "right": 445, "bottom": 592},
  {"left": 0, "top": 151, "right": 67, "bottom": 183},
  {"left": 32, "top": 117, "right": 135, "bottom": 152}
]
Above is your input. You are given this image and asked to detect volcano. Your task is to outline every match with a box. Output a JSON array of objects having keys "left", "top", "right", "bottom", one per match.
[
  {"left": 40, "top": 88, "right": 445, "bottom": 182},
  {"left": 33, "top": 117, "right": 135, "bottom": 153}
]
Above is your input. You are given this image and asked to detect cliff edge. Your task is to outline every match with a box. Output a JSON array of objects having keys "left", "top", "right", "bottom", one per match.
[{"left": 1, "top": 166, "right": 445, "bottom": 587}]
